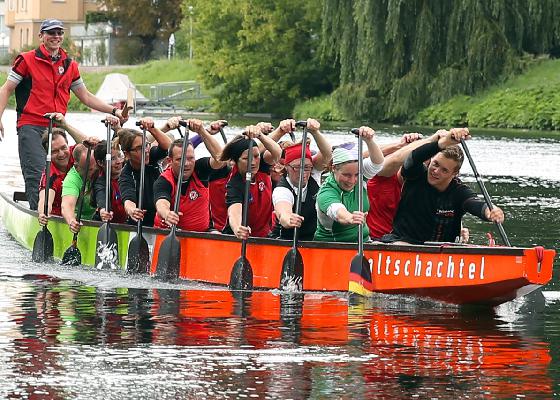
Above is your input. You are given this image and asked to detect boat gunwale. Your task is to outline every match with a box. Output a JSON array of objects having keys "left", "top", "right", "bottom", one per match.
[{"left": 1, "top": 192, "right": 526, "bottom": 256}]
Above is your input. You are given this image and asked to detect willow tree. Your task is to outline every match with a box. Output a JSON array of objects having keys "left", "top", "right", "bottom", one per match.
[
  {"left": 182, "top": 0, "right": 335, "bottom": 115},
  {"left": 322, "top": 0, "right": 560, "bottom": 121}
]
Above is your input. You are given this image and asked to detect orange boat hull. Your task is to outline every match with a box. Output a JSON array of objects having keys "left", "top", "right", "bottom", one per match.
[{"left": 151, "top": 232, "right": 555, "bottom": 306}]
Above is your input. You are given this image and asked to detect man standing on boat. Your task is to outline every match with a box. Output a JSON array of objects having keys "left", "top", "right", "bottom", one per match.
[
  {"left": 0, "top": 19, "right": 126, "bottom": 211},
  {"left": 382, "top": 128, "right": 505, "bottom": 244}
]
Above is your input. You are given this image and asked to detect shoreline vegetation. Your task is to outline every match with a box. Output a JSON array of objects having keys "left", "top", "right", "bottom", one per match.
[{"left": 2, "top": 57, "right": 560, "bottom": 135}]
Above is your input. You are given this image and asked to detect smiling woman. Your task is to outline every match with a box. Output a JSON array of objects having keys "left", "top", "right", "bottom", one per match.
[{"left": 315, "top": 126, "right": 384, "bottom": 243}]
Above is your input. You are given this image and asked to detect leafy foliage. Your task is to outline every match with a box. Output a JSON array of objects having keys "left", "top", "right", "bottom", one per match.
[
  {"left": 322, "top": 0, "right": 560, "bottom": 122},
  {"left": 98, "top": 0, "right": 183, "bottom": 62},
  {"left": 181, "top": 0, "right": 337, "bottom": 116},
  {"left": 413, "top": 58, "right": 560, "bottom": 130}
]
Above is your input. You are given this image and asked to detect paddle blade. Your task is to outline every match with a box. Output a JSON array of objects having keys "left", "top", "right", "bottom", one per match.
[
  {"left": 155, "top": 234, "right": 181, "bottom": 281},
  {"left": 126, "top": 235, "right": 150, "bottom": 274},
  {"left": 61, "top": 244, "right": 81, "bottom": 267},
  {"left": 279, "top": 248, "right": 304, "bottom": 291},
  {"left": 229, "top": 256, "right": 253, "bottom": 291},
  {"left": 95, "top": 223, "right": 119, "bottom": 270},
  {"left": 348, "top": 255, "right": 373, "bottom": 297},
  {"left": 31, "top": 228, "right": 54, "bottom": 263}
]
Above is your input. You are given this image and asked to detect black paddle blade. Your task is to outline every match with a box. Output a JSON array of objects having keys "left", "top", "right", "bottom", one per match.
[
  {"left": 31, "top": 228, "right": 54, "bottom": 263},
  {"left": 155, "top": 234, "right": 181, "bottom": 281},
  {"left": 279, "top": 248, "right": 304, "bottom": 291},
  {"left": 348, "top": 255, "right": 373, "bottom": 297},
  {"left": 95, "top": 223, "right": 119, "bottom": 270},
  {"left": 61, "top": 245, "right": 81, "bottom": 267},
  {"left": 229, "top": 256, "right": 254, "bottom": 291},
  {"left": 126, "top": 235, "right": 150, "bottom": 274}
]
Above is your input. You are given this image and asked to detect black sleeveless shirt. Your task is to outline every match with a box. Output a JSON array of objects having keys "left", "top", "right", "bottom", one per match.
[{"left": 270, "top": 176, "right": 319, "bottom": 241}]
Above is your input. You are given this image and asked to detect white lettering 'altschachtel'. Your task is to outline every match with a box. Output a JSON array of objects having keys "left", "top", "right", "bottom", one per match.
[{"left": 369, "top": 253, "right": 486, "bottom": 281}]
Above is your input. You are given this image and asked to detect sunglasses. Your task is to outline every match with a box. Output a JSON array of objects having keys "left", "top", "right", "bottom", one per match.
[{"left": 44, "top": 29, "right": 64, "bottom": 36}]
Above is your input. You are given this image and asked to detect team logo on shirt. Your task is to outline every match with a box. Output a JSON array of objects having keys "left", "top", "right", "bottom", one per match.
[
  {"left": 189, "top": 190, "right": 199, "bottom": 200},
  {"left": 258, "top": 181, "right": 265, "bottom": 192},
  {"left": 58, "top": 66, "right": 65, "bottom": 75}
]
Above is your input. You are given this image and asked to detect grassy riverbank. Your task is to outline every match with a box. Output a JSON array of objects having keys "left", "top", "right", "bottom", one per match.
[{"left": 294, "top": 57, "right": 560, "bottom": 131}]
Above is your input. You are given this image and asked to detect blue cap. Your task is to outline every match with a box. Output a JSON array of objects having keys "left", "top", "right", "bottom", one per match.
[{"left": 40, "top": 19, "right": 64, "bottom": 32}]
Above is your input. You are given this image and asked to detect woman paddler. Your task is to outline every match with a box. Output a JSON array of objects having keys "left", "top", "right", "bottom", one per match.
[{"left": 220, "top": 125, "right": 282, "bottom": 239}]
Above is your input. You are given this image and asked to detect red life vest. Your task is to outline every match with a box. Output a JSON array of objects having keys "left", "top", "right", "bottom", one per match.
[
  {"left": 38, "top": 144, "right": 76, "bottom": 216},
  {"left": 366, "top": 174, "right": 402, "bottom": 239},
  {"left": 209, "top": 175, "right": 230, "bottom": 231},
  {"left": 13, "top": 45, "right": 80, "bottom": 128},
  {"left": 244, "top": 170, "right": 273, "bottom": 238},
  {"left": 154, "top": 168, "right": 210, "bottom": 232},
  {"left": 39, "top": 162, "right": 65, "bottom": 215},
  {"left": 109, "top": 178, "right": 127, "bottom": 223}
]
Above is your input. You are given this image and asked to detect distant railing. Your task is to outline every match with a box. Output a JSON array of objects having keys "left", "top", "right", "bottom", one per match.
[{"left": 135, "top": 81, "right": 208, "bottom": 105}]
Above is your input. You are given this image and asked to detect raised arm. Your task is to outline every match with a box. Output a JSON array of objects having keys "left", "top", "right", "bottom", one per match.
[
  {"left": 72, "top": 85, "right": 126, "bottom": 123},
  {"left": 252, "top": 128, "right": 282, "bottom": 165},
  {"left": 139, "top": 117, "right": 173, "bottom": 151},
  {"left": 188, "top": 119, "right": 227, "bottom": 169},
  {"left": 306, "top": 118, "right": 332, "bottom": 170}
]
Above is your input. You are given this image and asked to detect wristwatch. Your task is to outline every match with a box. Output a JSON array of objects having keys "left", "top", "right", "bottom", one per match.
[{"left": 111, "top": 107, "right": 118, "bottom": 116}]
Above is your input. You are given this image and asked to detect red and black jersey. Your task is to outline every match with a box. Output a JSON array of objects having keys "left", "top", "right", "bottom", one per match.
[
  {"left": 12, "top": 44, "right": 81, "bottom": 128},
  {"left": 153, "top": 166, "right": 211, "bottom": 232},
  {"left": 366, "top": 174, "right": 403, "bottom": 240},
  {"left": 225, "top": 160, "right": 273, "bottom": 238}
]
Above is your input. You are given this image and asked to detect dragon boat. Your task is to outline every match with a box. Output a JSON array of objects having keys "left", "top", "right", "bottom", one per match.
[{"left": 0, "top": 192, "right": 555, "bottom": 306}]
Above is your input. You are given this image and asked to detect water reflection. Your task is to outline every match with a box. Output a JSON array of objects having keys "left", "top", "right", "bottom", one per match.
[{"left": 0, "top": 275, "right": 552, "bottom": 398}]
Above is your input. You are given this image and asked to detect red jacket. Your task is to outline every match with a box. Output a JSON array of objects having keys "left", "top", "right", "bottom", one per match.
[
  {"left": 154, "top": 168, "right": 210, "bottom": 232},
  {"left": 38, "top": 144, "right": 76, "bottom": 216},
  {"left": 12, "top": 44, "right": 81, "bottom": 128}
]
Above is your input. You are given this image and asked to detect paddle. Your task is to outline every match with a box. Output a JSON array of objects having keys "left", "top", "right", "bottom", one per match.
[
  {"left": 154, "top": 121, "right": 190, "bottom": 281},
  {"left": 32, "top": 115, "right": 55, "bottom": 263},
  {"left": 229, "top": 136, "right": 255, "bottom": 291},
  {"left": 460, "top": 138, "right": 511, "bottom": 246},
  {"left": 279, "top": 120, "right": 308, "bottom": 291},
  {"left": 218, "top": 121, "right": 228, "bottom": 144},
  {"left": 126, "top": 122, "right": 150, "bottom": 274},
  {"left": 348, "top": 128, "right": 373, "bottom": 295},
  {"left": 61, "top": 145, "right": 93, "bottom": 266},
  {"left": 95, "top": 120, "right": 119, "bottom": 270}
]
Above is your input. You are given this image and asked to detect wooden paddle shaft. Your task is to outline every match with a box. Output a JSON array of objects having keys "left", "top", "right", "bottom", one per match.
[
  {"left": 173, "top": 127, "right": 190, "bottom": 215},
  {"left": 357, "top": 134, "right": 364, "bottom": 256},
  {"left": 43, "top": 117, "right": 53, "bottom": 220},
  {"left": 104, "top": 121, "right": 112, "bottom": 214},
  {"left": 240, "top": 138, "right": 254, "bottom": 257},
  {"left": 291, "top": 125, "right": 308, "bottom": 249},
  {"left": 460, "top": 139, "right": 511, "bottom": 246}
]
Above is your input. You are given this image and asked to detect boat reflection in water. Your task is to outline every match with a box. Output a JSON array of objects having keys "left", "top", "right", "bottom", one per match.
[{"left": 2, "top": 277, "right": 552, "bottom": 398}]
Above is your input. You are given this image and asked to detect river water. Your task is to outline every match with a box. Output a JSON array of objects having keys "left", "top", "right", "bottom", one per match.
[{"left": 0, "top": 110, "right": 559, "bottom": 399}]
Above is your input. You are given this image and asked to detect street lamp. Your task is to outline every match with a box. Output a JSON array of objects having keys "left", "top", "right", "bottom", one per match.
[{"left": 188, "top": 5, "right": 194, "bottom": 61}]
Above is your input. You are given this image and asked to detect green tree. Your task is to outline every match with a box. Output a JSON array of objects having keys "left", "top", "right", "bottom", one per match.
[
  {"left": 182, "top": 0, "right": 336, "bottom": 115},
  {"left": 322, "top": 0, "right": 560, "bottom": 122},
  {"left": 99, "top": 0, "right": 183, "bottom": 62}
]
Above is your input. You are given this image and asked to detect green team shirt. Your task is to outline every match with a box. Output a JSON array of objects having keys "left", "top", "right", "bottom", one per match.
[
  {"left": 314, "top": 173, "right": 370, "bottom": 242},
  {"left": 61, "top": 166, "right": 96, "bottom": 220}
]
